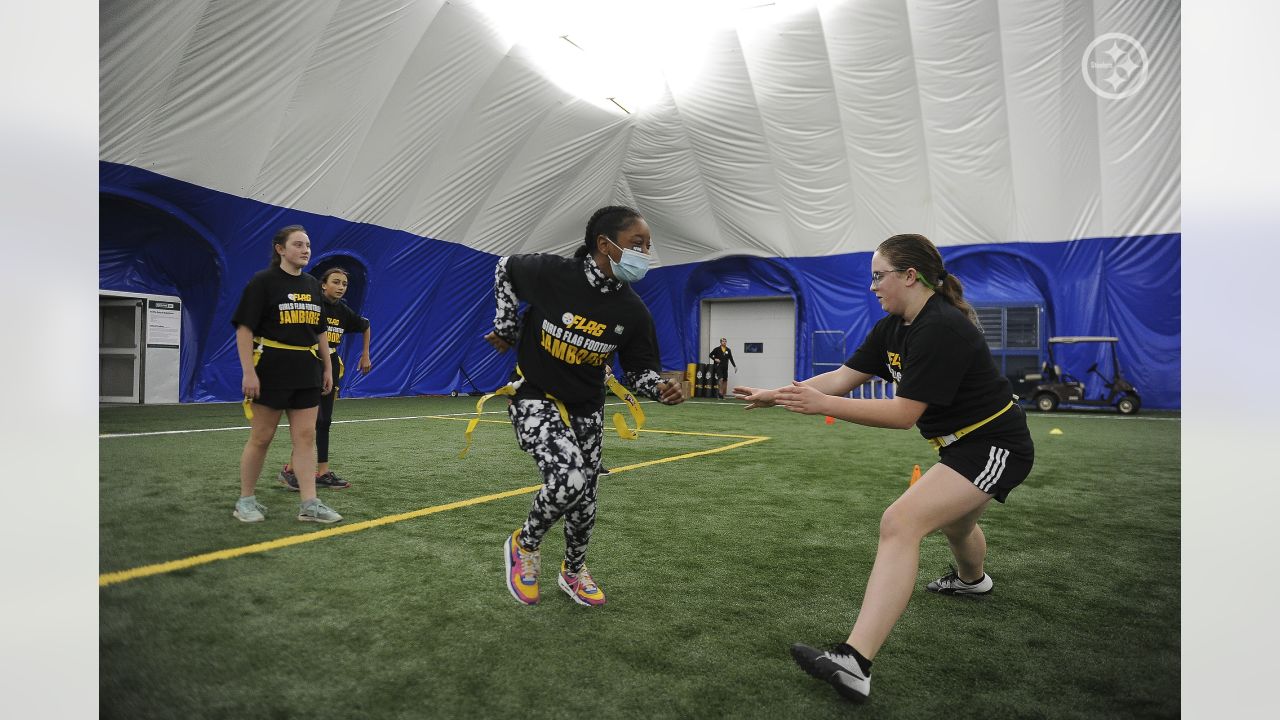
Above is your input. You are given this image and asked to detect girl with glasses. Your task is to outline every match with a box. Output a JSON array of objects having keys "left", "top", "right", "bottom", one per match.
[{"left": 735, "top": 233, "right": 1034, "bottom": 703}]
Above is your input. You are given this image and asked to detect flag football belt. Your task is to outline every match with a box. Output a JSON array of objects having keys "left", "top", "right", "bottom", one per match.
[
  {"left": 926, "top": 400, "right": 1015, "bottom": 451},
  {"left": 459, "top": 367, "right": 646, "bottom": 459},
  {"left": 242, "top": 338, "right": 320, "bottom": 420}
]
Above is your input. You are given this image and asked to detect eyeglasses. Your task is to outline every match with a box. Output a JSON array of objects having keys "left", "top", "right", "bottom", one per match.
[{"left": 870, "top": 268, "right": 905, "bottom": 288}]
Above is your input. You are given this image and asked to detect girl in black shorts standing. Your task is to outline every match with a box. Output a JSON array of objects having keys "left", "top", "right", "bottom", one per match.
[
  {"left": 485, "top": 206, "right": 685, "bottom": 607},
  {"left": 278, "top": 267, "right": 371, "bottom": 491},
  {"left": 735, "top": 233, "right": 1034, "bottom": 703},
  {"left": 231, "top": 225, "right": 342, "bottom": 524}
]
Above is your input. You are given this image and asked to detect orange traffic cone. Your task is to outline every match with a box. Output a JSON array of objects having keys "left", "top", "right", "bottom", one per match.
[
  {"left": 824, "top": 416, "right": 835, "bottom": 425},
  {"left": 909, "top": 464, "right": 922, "bottom": 486}
]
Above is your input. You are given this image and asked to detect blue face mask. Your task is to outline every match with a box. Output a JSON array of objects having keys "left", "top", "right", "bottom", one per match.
[{"left": 607, "top": 239, "right": 651, "bottom": 284}]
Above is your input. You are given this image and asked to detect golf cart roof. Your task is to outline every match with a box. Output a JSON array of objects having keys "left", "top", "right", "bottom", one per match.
[{"left": 1048, "top": 336, "right": 1119, "bottom": 343}]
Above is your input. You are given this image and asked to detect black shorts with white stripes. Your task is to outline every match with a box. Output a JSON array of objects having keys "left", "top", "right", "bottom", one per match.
[{"left": 938, "top": 405, "right": 1035, "bottom": 503}]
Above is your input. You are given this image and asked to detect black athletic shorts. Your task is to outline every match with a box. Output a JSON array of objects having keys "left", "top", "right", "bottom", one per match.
[
  {"left": 253, "top": 386, "right": 322, "bottom": 411},
  {"left": 937, "top": 406, "right": 1035, "bottom": 503}
]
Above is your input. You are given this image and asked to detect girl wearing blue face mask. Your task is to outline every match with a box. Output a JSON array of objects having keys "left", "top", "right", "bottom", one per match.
[{"left": 484, "top": 205, "right": 686, "bottom": 607}]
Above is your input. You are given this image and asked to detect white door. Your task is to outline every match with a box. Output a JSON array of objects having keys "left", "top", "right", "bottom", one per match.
[{"left": 703, "top": 298, "right": 795, "bottom": 392}]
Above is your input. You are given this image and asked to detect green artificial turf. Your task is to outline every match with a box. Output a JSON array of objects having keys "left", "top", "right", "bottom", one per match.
[{"left": 100, "top": 397, "right": 1180, "bottom": 719}]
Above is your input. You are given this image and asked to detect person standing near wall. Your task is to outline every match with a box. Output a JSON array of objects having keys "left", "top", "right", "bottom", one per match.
[
  {"left": 709, "top": 337, "right": 737, "bottom": 398},
  {"left": 734, "top": 233, "right": 1034, "bottom": 703},
  {"left": 279, "top": 267, "right": 371, "bottom": 491},
  {"left": 231, "top": 225, "right": 342, "bottom": 525},
  {"left": 485, "top": 205, "right": 685, "bottom": 607}
]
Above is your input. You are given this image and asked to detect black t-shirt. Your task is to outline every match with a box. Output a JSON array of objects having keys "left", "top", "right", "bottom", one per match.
[
  {"left": 230, "top": 266, "right": 325, "bottom": 389},
  {"left": 709, "top": 345, "right": 734, "bottom": 372},
  {"left": 321, "top": 297, "right": 369, "bottom": 351},
  {"left": 506, "top": 254, "right": 661, "bottom": 414},
  {"left": 322, "top": 297, "right": 368, "bottom": 378},
  {"left": 847, "top": 294, "right": 1015, "bottom": 438}
]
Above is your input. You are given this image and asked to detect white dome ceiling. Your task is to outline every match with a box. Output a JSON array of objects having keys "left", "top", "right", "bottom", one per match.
[{"left": 100, "top": 0, "right": 1180, "bottom": 265}]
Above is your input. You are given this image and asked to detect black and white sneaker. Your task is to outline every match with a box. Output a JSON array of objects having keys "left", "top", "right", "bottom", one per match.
[
  {"left": 790, "top": 643, "right": 871, "bottom": 702},
  {"left": 925, "top": 567, "right": 993, "bottom": 595},
  {"left": 315, "top": 471, "right": 351, "bottom": 489}
]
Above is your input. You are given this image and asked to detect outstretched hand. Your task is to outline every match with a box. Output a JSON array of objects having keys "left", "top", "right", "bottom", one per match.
[
  {"left": 484, "top": 331, "right": 511, "bottom": 353},
  {"left": 733, "top": 386, "right": 776, "bottom": 410},
  {"left": 774, "top": 382, "right": 829, "bottom": 416}
]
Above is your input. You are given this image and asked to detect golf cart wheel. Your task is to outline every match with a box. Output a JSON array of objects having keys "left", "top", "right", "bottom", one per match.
[
  {"left": 1035, "top": 393, "right": 1059, "bottom": 412},
  {"left": 1116, "top": 395, "right": 1140, "bottom": 415}
]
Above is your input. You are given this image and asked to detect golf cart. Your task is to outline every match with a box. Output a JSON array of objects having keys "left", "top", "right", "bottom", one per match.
[{"left": 1023, "top": 336, "right": 1141, "bottom": 415}]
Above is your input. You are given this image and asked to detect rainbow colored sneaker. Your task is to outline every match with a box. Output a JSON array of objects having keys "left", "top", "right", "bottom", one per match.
[
  {"left": 504, "top": 529, "right": 540, "bottom": 605},
  {"left": 557, "top": 562, "right": 606, "bottom": 606}
]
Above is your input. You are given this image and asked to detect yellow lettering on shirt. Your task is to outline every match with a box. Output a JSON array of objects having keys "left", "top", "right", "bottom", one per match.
[
  {"left": 542, "top": 330, "right": 607, "bottom": 366},
  {"left": 279, "top": 309, "right": 321, "bottom": 325},
  {"left": 887, "top": 351, "right": 902, "bottom": 368},
  {"left": 325, "top": 318, "right": 345, "bottom": 346},
  {"left": 569, "top": 315, "right": 606, "bottom": 337}
]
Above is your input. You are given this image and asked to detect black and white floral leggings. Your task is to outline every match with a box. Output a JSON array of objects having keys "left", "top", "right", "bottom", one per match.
[{"left": 508, "top": 398, "right": 603, "bottom": 574}]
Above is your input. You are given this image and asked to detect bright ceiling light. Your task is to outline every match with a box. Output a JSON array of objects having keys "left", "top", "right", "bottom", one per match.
[{"left": 469, "top": 0, "right": 816, "bottom": 114}]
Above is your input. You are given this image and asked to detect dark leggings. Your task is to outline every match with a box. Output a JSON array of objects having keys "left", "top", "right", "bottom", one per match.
[
  {"left": 508, "top": 398, "right": 603, "bottom": 574},
  {"left": 316, "top": 356, "right": 343, "bottom": 463},
  {"left": 316, "top": 385, "right": 335, "bottom": 463}
]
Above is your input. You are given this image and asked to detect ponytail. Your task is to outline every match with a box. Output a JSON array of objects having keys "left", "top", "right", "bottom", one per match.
[{"left": 935, "top": 272, "right": 977, "bottom": 325}]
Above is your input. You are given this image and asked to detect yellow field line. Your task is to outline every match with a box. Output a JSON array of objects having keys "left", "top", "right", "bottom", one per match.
[
  {"left": 604, "top": 435, "right": 769, "bottom": 470},
  {"left": 100, "top": 426, "right": 770, "bottom": 588},
  {"left": 98, "top": 485, "right": 540, "bottom": 587}
]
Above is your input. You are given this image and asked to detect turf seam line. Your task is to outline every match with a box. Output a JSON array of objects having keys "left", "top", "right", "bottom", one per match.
[{"left": 102, "top": 405, "right": 1181, "bottom": 439}]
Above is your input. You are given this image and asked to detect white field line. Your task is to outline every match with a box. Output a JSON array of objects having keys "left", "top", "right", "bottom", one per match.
[{"left": 100, "top": 399, "right": 667, "bottom": 438}]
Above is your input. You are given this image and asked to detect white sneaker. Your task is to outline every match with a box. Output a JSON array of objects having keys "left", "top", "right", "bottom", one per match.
[
  {"left": 297, "top": 498, "right": 343, "bottom": 524},
  {"left": 233, "top": 496, "right": 266, "bottom": 523},
  {"left": 790, "top": 643, "right": 871, "bottom": 702},
  {"left": 926, "top": 567, "right": 994, "bottom": 595}
]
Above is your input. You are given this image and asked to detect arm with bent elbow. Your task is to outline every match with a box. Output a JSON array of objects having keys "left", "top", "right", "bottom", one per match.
[{"left": 774, "top": 384, "right": 927, "bottom": 430}]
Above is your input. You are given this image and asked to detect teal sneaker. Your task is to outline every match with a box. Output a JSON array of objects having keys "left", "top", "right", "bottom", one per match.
[
  {"left": 298, "top": 498, "right": 342, "bottom": 524},
  {"left": 233, "top": 496, "right": 266, "bottom": 523}
]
